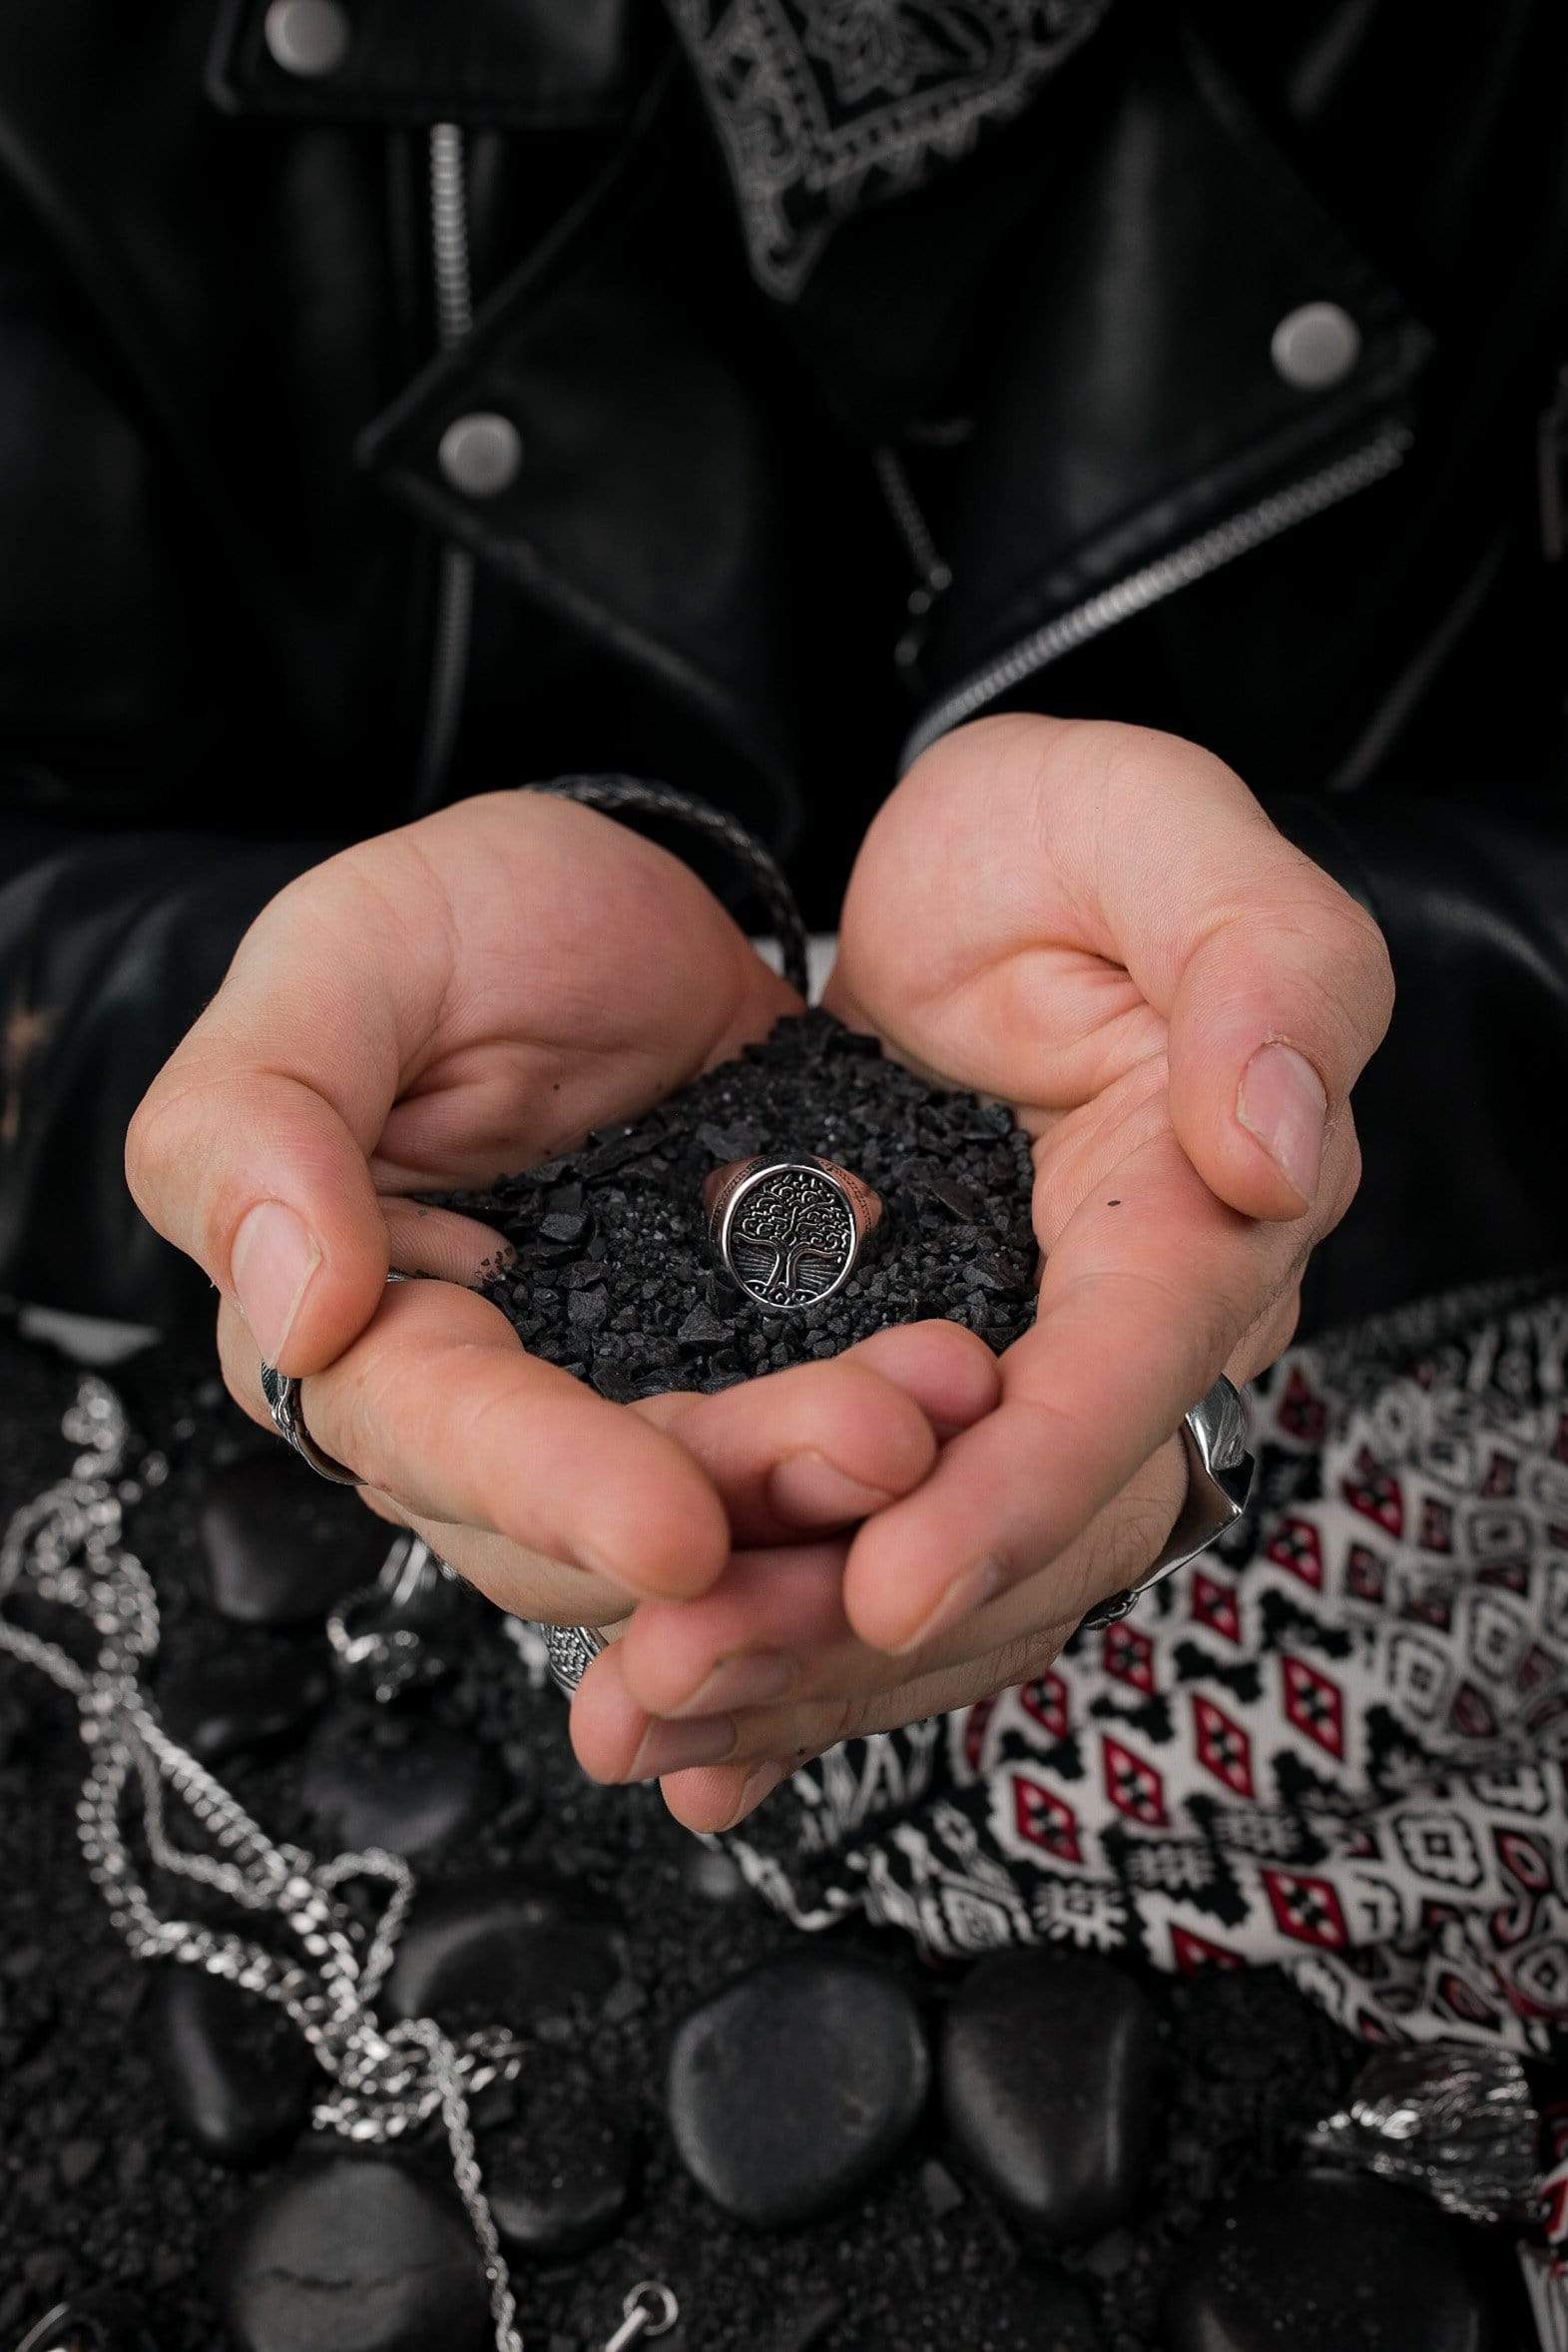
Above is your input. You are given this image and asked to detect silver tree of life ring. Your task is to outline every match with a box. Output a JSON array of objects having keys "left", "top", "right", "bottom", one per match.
[{"left": 703, "top": 1156, "right": 885, "bottom": 1312}]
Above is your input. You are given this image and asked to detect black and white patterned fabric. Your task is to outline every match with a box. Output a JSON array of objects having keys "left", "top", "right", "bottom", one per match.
[
  {"left": 667, "top": 0, "right": 1116, "bottom": 294},
  {"left": 728, "top": 1282, "right": 1568, "bottom": 2268}
]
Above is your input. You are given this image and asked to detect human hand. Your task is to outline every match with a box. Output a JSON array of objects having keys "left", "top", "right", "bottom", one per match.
[
  {"left": 574, "top": 715, "right": 1393, "bottom": 1829},
  {"left": 127, "top": 790, "right": 998, "bottom": 1633}
]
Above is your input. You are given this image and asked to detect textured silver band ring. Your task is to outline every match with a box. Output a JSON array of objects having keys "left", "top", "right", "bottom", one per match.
[
  {"left": 259, "top": 1269, "right": 410, "bottom": 1484},
  {"left": 704, "top": 1155, "right": 885, "bottom": 1312},
  {"left": 542, "top": 1621, "right": 609, "bottom": 1698}
]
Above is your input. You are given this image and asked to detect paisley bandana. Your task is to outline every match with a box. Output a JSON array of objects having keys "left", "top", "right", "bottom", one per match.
[
  {"left": 666, "top": 0, "right": 1117, "bottom": 294},
  {"left": 729, "top": 1282, "right": 1568, "bottom": 2271}
]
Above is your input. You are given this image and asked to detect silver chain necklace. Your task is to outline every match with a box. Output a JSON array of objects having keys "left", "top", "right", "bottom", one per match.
[{"left": 0, "top": 1374, "right": 680, "bottom": 2352}]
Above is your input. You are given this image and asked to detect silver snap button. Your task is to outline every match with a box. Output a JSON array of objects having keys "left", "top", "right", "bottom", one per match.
[
  {"left": 262, "top": 0, "right": 350, "bottom": 78},
  {"left": 1271, "top": 301, "right": 1361, "bottom": 391},
  {"left": 437, "top": 412, "right": 524, "bottom": 499}
]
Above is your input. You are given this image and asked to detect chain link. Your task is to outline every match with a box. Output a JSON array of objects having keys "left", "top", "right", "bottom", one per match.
[{"left": 0, "top": 1377, "right": 526, "bottom": 2352}]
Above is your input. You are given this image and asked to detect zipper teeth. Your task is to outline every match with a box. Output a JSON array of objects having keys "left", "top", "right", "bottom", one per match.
[
  {"left": 873, "top": 445, "right": 946, "bottom": 584},
  {"left": 428, "top": 122, "right": 473, "bottom": 347},
  {"left": 416, "top": 123, "right": 476, "bottom": 809},
  {"left": 900, "top": 422, "right": 1414, "bottom": 771}
]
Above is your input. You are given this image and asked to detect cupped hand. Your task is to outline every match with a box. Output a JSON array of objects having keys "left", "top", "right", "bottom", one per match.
[
  {"left": 128, "top": 789, "right": 995, "bottom": 1628},
  {"left": 578, "top": 714, "right": 1394, "bottom": 1828}
]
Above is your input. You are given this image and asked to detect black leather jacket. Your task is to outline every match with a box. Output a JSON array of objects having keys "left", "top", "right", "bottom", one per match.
[{"left": 2, "top": 1, "right": 1566, "bottom": 1333}]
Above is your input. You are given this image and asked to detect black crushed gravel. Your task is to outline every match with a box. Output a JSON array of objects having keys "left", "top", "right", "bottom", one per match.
[
  {"left": 436, "top": 1010, "right": 1040, "bottom": 1396},
  {"left": 0, "top": 1317, "right": 1421, "bottom": 2352}
]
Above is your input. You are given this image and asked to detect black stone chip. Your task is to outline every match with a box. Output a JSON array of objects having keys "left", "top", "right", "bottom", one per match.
[{"left": 437, "top": 1010, "right": 1037, "bottom": 1399}]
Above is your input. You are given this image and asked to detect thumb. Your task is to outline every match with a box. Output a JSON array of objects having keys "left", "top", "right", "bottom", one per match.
[
  {"left": 125, "top": 872, "right": 413, "bottom": 1375},
  {"left": 1165, "top": 873, "right": 1394, "bottom": 1221},
  {"left": 127, "top": 1045, "right": 391, "bottom": 1375}
]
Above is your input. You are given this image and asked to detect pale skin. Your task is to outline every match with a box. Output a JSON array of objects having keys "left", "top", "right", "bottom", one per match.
[{"left": 127, "top": 714, "right": 1393, "bottom": 1836}]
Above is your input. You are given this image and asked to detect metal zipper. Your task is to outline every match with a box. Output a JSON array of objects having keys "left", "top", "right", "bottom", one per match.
[
  {"left": 872, "top": 444, "right": 953, "bottom": 676},
  {"left": 899, "top": 420, "right": 1414, "bottom": 771},
  {"left": 414, "top": 122, "right": 477, "bottom": 808}
]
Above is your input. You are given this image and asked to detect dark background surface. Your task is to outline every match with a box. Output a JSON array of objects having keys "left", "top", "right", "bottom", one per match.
[{"left": 0, "top": 1319, "right": 1538, "bottom": 2352}]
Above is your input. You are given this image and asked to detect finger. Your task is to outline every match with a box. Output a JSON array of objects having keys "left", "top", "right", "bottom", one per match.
[
  {"left": 216, "top": 1273, "right": 730, "bottom": 1603},
  {"left": 226, "top": 1309, "right": 994, "bottom": 1625},
  {"left": 126, "top": 867, "right": 424, "bottom": 1377},
  {"left": 660, "top": 1757, "right": 805, "bottom": 1836},
  {"left": 382, "top": 1198, "right": 513, "bottom": 1286},
  {"left": 572, "top": 1609, "right": 1072, "bottom": 1787},
  {"left": 352, "top": 1484, "right": 633, "bottom": 1627},
  {"left": 616, "top": 1438, "right": 1182, "bottom": 1722},
  {"left": 615, "top": 1540, "right": 850, "bottom": 1718},
  {"left": 841, "top": 1115, "right": 1335, "bottom": 1653},
  {"left": 636, "top": 1322, "right": 999, "bottom": 1543}
]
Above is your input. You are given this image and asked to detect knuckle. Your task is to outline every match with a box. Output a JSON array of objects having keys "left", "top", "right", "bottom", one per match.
[
  {"left": 817, "top": 1691, "right": 869, "bottom": 1749},
  {"left": 123, "top": 1069, "right": 190, "bottom": 1203}
]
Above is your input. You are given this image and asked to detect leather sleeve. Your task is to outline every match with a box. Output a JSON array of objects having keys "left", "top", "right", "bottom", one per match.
[
  {"left": 0, "top": 827, "right": 337, "bottom": 1331},
  {"left": 1271, "top": 793, "right": 1568, "bottom": 1337}
]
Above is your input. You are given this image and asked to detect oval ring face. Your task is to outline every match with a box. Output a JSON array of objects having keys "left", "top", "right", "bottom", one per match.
[{"left": 718, "top": 1163, "right": 858, "bottom": 1312}]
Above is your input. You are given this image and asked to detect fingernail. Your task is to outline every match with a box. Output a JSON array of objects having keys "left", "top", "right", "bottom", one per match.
[
  {"left": 1237, "top": 1042, "right": 1327, "bottom": 1206},
  {"left": 231, "top": 1201, "right": 321, "bottom": 1366},
  {"left": 889, "top": 1556, "right": 1006, "bottom": 1656},
  {"left": 676, "top": 1649, "right": 796, "bottom": 1716},
  {"left": 769, "top": 1450, "right": 893, "bottom": 1526},
  {"left": 627, "top": 1714, "right": 737, "bottom": 1781}
]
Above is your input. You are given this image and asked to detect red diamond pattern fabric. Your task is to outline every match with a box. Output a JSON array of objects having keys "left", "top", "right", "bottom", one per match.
[
  {"left": 1193, "top": 1694, "right": 1255, "bottom": 1797},
  {"left": 730, "top": 1289, "right": 1568, "bottom": 2277}
]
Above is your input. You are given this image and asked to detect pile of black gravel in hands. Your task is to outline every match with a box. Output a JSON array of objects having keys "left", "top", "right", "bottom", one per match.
[{"left": 441, "top": 1009, "right": 1040, "bottom": 1394}]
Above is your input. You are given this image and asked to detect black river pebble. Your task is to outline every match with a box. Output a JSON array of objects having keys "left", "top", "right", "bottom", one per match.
[
  {"left": 476, "top": 2056, "right": 637, "bottom": 2258},
  {"left": 938, "top": 1950, "right": 1159, "bottom": 2244},
  {"left": 666, "top": 1951, "right": 929, "bottom": 2228},
  {"left": 299, "top": 1711, "right": 498, "bottom": 1858},
  {"left": 148, "top": 1969, "right": 316, "bottom": 2168},
  {"left": 198, "top": 1452, "right": 388, "bottom": 1627},
  {"left": 216, "top": 2155, "right": 489, "bottom": 2352},
  {"left": 154, "top": 1640, "right": 329, "bottom": 1764},
  {"left": 438, "top": 1008, "right": 1038, "bottom": 1397},
  {"left": 1163, "top": 2171, "right": 1497, "bottom": 2352},
  {"left": 382, "top": 1874, "right": 629, "bottom": 2033}
]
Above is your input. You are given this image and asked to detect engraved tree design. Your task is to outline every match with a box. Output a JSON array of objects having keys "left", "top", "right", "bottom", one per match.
[{"left": 733, "top": 1172, "right": 849, "bottom": 1302}]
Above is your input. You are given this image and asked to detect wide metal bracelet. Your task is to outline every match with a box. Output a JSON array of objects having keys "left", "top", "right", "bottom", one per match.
[{"left": 1079, "top": 1374, "right": 1255, "bottom": 1630}]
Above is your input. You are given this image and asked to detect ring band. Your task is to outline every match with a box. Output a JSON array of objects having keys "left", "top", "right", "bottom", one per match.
[
  {"left": 259, "top": 1269, "right": 410, "bottom": 1484},
  {"left": 703, "top": 1155, "right": 884, "bottom": 1312}
]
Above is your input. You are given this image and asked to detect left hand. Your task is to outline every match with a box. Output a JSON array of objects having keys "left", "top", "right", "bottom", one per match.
[{"left": 570, "top": 714, "right": 1394, "bottom": 1830}]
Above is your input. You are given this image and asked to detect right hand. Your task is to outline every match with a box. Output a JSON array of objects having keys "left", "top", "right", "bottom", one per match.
[{"left": 126, "top": 791, "right": 1000, "bottom": 1662}]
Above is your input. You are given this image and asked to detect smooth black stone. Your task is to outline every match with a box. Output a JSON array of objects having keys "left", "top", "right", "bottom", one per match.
[
  {"left": 299, "top": 1714, "right": 497, "bottom": 1859},
  {"left": 198, "top": 1452, "right": 388, "bottom": 1626},
  {"left": 666, "top": 1951, "right": 929, "bottom": 2229},
  {"left": 216, "top": 2155, "right": 488, "bottom": 2352},
  {"left": 1163, "top": 2173, "right": 1496, "bottom": 2352},
  {"left": 479, "top": 2052, "right": 635, "bottom": 2258},
  {"left": 938, "top": 1951, "right": 1159, "bottom": 2244},
  {"left": 14, "top": 2296, "right": 161, "bottom": 2352},
  {"left": 155, "top": 1643, "right": 329, "bottom": 1763},
  {"left": 149, "top": 1968, "right": 316, "bottom": 2168},
  {"left": 382, "top": 1874, "right": 628, "bottom": 2032}
]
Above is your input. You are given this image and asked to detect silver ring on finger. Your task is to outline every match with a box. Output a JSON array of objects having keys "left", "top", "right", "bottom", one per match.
[{"left": 258, "top": 1268, "right": 410, "bottom": 1485}]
